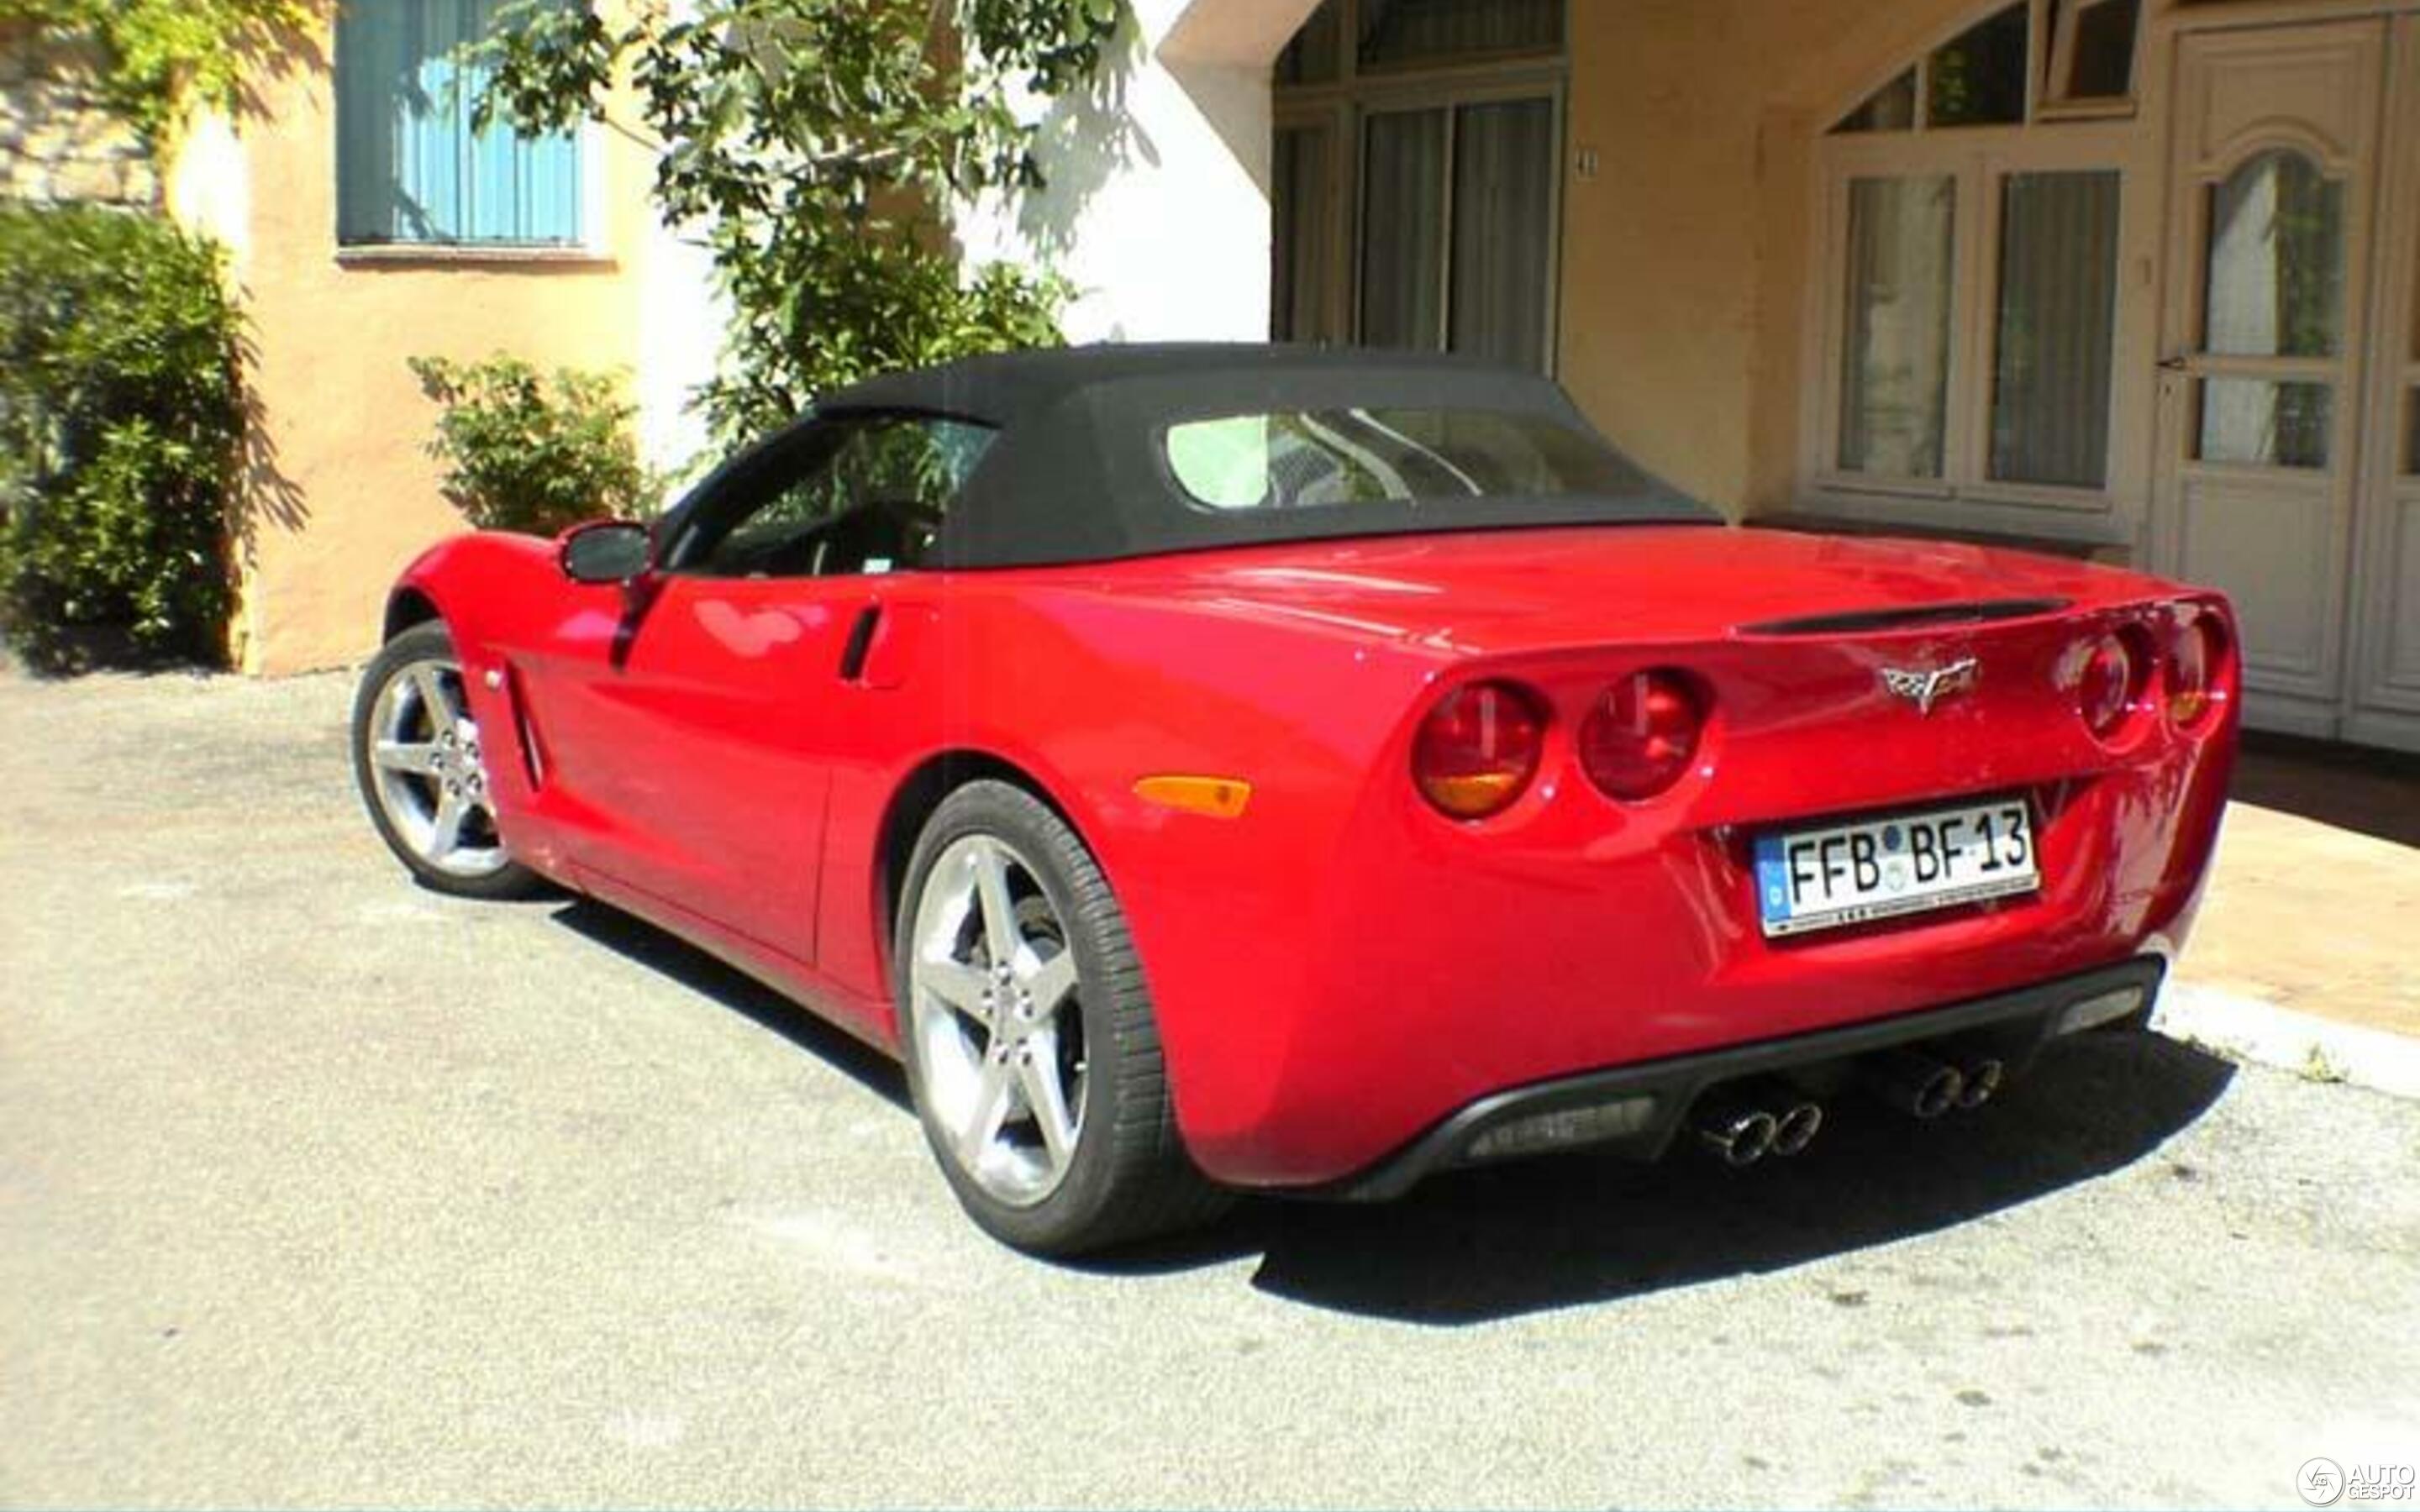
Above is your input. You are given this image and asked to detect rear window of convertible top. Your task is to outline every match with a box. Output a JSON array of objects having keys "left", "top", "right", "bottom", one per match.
[{"left": 1162, "top": 407, "right": 1655, "bottom": 512}]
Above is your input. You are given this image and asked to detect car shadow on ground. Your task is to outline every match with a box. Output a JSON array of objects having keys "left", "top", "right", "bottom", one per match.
[
  {"left": 548, "top": 898, "right": 911, "bottom": 1113},
  {"left": 1098, "top": 1032, "right": 2237, "bottom": 1324},
  {"left": 544, "top": 896, "right": 2234, "bottom": 1326}
]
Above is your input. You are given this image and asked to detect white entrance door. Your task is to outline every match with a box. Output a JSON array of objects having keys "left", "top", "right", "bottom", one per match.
[
  {"left": 2347, "top": 16, "right": 2420, "bottom": 751},
  {"left": 2156, "top": 14, "right": 2420, "bottom": 753}
]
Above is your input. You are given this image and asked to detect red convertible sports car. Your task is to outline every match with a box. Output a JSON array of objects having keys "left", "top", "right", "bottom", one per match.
[{"left": 353, "top": 344, "right": 2239, "bottom": 1254}]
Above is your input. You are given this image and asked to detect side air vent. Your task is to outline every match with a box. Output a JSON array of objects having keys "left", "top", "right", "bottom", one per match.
[{"left": 1738, "top": 598, "right": 2070, "bottom": 637}]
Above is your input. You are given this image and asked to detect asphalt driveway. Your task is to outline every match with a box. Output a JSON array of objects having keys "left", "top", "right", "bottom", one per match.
[{"left": 3, "top": 667, "right": 2416, "bottom": 1507}]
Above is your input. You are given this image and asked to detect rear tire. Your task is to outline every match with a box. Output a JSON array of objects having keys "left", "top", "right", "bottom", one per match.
[
  {"left": 894, "top": 780, "right": 1228, "bottom": 1255},
  {"left": 351, "top": 621, "right": 544, "bottom": 901}
]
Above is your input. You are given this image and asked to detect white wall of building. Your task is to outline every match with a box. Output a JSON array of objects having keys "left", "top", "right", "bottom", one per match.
[{"left": 957, "top": 0, "right": 1318, "bottom": 345}]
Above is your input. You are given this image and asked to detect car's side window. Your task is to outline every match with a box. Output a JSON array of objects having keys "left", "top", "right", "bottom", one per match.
[{"left": 671, "top": 415, "right": 996, "bottom": 579}]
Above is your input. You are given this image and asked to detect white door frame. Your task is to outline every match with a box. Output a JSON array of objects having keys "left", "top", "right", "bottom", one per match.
[
  {"left": 2345, "top": 14, "right": 2420, "bottom": 751},
  {"left": 2147, "top": 13, "right": 2389, "bottom": 742}
]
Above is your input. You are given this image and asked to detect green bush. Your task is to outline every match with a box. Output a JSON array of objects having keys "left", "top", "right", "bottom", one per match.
[
  {"left": 0, "top": 202, "right": 242, "bottom": 672},
  {"left": 408, "top": 354, "right": 655, "bottom": 536}
]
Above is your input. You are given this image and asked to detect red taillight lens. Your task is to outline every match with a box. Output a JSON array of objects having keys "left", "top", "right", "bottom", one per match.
[
  {"left": 2077, "top": 631, "right": 2145, "bottom": 739},
  {"left": 1413, "top": 680, "right": 1547, "bottom": 820},
  {"left": 2164, "top": 613, "right": 2226, "bottom": 728},
  {"left": 1579, "top": 669, "right": 1704, "bottom": 801}
]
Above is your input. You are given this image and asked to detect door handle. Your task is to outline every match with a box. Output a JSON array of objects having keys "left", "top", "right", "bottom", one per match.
[
  {"left": 2156, "top": 355, "right": 2191, "bottom": 372},
  {"left": 838, "top": 603, "right": 881, "bottom": 681}
]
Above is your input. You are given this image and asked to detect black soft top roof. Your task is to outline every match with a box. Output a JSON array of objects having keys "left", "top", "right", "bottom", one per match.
[{"left": 802, "top": 343, "right": 1714, "bottom": 570}]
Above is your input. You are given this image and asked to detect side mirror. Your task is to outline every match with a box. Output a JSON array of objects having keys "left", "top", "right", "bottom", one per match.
[{"left": 560, "top": 520, "right": 652, "bottom": 585}]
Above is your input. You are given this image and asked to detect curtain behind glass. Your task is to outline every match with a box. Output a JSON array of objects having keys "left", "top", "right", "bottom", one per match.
[
  {"left": 2205, "top": 150, "right": 2346, "bottom": 358},
  {"left": 1271, "top": 128, "right": 1333, "bottom": 342},
  {"left": 1838, "top": 176, "right": 1956, "bottom": 477},
  {"left": 1991, "top": 171, "right": 2118, "bottom": 487},
  {"left": 1450, "top": 99, "right": 1554, "bottom": 371},
  {"left": 1360, "top": 109, "right": 1448, "bottom": 352}
]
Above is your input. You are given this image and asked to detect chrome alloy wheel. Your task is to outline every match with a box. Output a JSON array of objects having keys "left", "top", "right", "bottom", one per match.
[
  {"left": 362, "top": 654, "right": 510, "bottom": 879},
  {"left": 908, "top": 834, "right": 1087, "bottom": 1206}
]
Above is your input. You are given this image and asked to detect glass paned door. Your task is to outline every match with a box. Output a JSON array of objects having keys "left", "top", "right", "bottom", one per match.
[
  {"left": 1355, "top": 94, "right": 1558, "bottom": 370},
  {"left": 2155, "top": 19, "right": 2383, "bottom": 738},
  {"left": 2346, "top": 13, "right": 2420, "bottom": 750},
  {"left": 1359, "top": 109, "right": 1449, "bottom": 351},
  {"left": 1272, "top": 124, "right": 1339, "bottom": 342},
  {"left": 1449, "top": 98, "right": 1555, "bottom": 370}
]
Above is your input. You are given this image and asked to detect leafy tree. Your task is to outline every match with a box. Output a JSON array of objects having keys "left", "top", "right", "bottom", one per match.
[
  {"left": 0, "top": 0, "right": 312, "bottom": 145},
  {"left": 474, "top": 0, "right": 1122, "bottom": 447}
]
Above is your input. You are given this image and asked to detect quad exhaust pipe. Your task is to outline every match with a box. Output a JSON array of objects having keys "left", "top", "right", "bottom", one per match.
[
  {"left": 1692, "top": 1048, "right": 2007, "bottom": 1167},
  {"left": 1857, "top": 1048, "right": 2007, "bottom": 1119},
  {"left": 1693, "top": 1085, "right": 1825, "bottom": 1168}
]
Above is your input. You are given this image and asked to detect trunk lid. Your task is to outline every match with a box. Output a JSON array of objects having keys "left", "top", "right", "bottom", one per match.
[{"left": 1082, "top": 523, "right": 2161, "bottom": 652}]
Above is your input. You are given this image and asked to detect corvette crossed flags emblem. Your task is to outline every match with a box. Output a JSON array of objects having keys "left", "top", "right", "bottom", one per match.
[{"left": 1879, "top": 657, "right": 1981, "bottom": 716}]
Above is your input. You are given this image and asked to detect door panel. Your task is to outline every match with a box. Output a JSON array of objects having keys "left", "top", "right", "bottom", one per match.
[
  {"left": 1350, "top": 91, "right": 1559, "bottom": 370},
  {"left": 2349, "top": 14, "right": 2420, "bottom": 750},
  {"left": 521, "top": 577, "right": 852, "bottom": 959},
  {"left": 2154, "top": 19, "right": 2384, "bottom": 737},
  {"left": 2177, "top": 473, "right": 2333, "bottom": 678},
  {"left": 2388, "top": 496, "right": 2420, "bottom": 685}
]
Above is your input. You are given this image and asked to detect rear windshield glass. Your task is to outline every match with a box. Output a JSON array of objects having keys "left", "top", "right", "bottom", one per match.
[{"left": 1163, "top": 407, "right": 1686, "bottom": 512}]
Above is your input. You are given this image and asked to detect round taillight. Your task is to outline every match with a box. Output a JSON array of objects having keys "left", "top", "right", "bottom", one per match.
[
  {"left": 1413, "top": 680, "right": 1547, "bottom": 821},
  {"left": 2164, "top": 614, "right": 2225, "bottom": 728},
  {"left": 2077, "top": 631, "right": 2145, "bottom": 739},
  {"left": 1579, "top": 669, "right": 1704, "bottom": 801}
]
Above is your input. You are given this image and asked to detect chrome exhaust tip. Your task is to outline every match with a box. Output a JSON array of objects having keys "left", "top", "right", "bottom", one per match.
[
  {"left": 1956, "top": 1058, "right": 2005, "bottom": 1110},
  {"left": 1771, "top": 1100, "right": 1824, "bottom": 1157},
  {"left": 1694, "top": 1105, "right": 1779, "bottom": 1168},
  {"left": 1860, "top": 1049, "right": 1966, "bottom": 1121}
]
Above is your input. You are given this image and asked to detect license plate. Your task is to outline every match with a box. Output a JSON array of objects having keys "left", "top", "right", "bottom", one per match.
[{"left": 1753, "top": 797, "right": 2039, "bottom": 938}]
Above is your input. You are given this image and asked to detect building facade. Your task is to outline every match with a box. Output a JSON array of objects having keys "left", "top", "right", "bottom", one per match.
[
  {"left": 166, "top": 0, "right": 713, "bottom": 675},
  {"left": 149, "top": 0, "right": 2420, "bottom": 753},
  {"left": 1223, "top": 0, "right": 2420, "bottom": 752}
]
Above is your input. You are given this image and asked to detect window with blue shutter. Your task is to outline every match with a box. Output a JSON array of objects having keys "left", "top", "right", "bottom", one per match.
[{"left": 335, "top": 0, "right": 583, "bottom": 247}]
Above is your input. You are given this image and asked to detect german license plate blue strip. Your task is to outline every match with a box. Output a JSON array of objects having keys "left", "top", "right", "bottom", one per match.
[{"left": 1754, "top": 797, "right": 2040, "bottom": 938}]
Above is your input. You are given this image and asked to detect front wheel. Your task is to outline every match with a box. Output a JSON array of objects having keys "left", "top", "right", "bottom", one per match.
[
  {"left": 350, "top": 620, "right": 544, "bottom": 900},
  {"left": 895, "top": 780, "right": 1228, "bottom": 1255}
]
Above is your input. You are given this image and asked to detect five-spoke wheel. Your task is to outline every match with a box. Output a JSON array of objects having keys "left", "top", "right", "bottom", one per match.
[
  {"left": 351, "top": 621, "right": 541, "bottom": 899},
  {"left": 896, "top": 780, "right": 1228, "bottom": 1254},
  {"left": 908, "top": 834, "right": 1089, "bottom": 1205}
]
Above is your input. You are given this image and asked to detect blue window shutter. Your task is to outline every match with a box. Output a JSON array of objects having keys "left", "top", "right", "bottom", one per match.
[
  {"left": 338, "top": 0, "right": 583, "bottom": 246},
  {"left": 335, "top": 0, "right": 412, "bottom": 242}
]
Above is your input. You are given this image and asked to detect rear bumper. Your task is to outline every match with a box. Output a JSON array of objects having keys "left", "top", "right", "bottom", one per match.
[{"left": 1316, "top": 955, "right": 2165, "bottom": 1201}]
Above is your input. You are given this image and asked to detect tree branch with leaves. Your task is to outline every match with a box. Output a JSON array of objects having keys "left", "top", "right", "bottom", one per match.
[
  {"left": 0, "top": 0, "right": 313, "bottom": 147},
  {"left": 476, "top": 0, "right": 1123, "bottom": 448}
]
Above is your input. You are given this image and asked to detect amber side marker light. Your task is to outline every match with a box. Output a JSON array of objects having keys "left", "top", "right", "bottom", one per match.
[
  {"left": 1413, "top": 680, "right": 1548, "bottom": 821},
  {"left": 1134, "top": 774, "right": 1253, "bottom": 820},
  {"left": 2164, "top": 612, "right": 2227, "bottom": 729}
]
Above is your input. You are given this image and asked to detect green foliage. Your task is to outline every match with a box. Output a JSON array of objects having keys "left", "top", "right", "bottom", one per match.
[
  {"left": 0, "top": 207, "right": 241, "bottom": 667},
  {"left": 0, "top": 0, "right": 312, "bottom": 145},
  {"left": 475, "top": 0, "right": 1122, "bottom": 445},
  {"left": 408, "top": 354, "right": 656, "bottom": 535},
  {"left": 0, "top": 203, "right": 243, "bottom": 671}
]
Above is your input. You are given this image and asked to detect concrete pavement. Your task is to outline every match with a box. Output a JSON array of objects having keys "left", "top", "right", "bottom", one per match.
[
  {"left": 3, "top": 667, "right": 2417, "bottom": 1508},
  {"left": 2161, "top": 740, "right": 2420, "bottom": 1095}
]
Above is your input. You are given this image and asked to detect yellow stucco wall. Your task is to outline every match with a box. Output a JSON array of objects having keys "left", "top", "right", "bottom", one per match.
[
  {"left": 1555, "top": 0, "right": 1991, "bottom": 520},
  {"left": 200, "top": 6, "right": 658, "bottom": 675}
]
